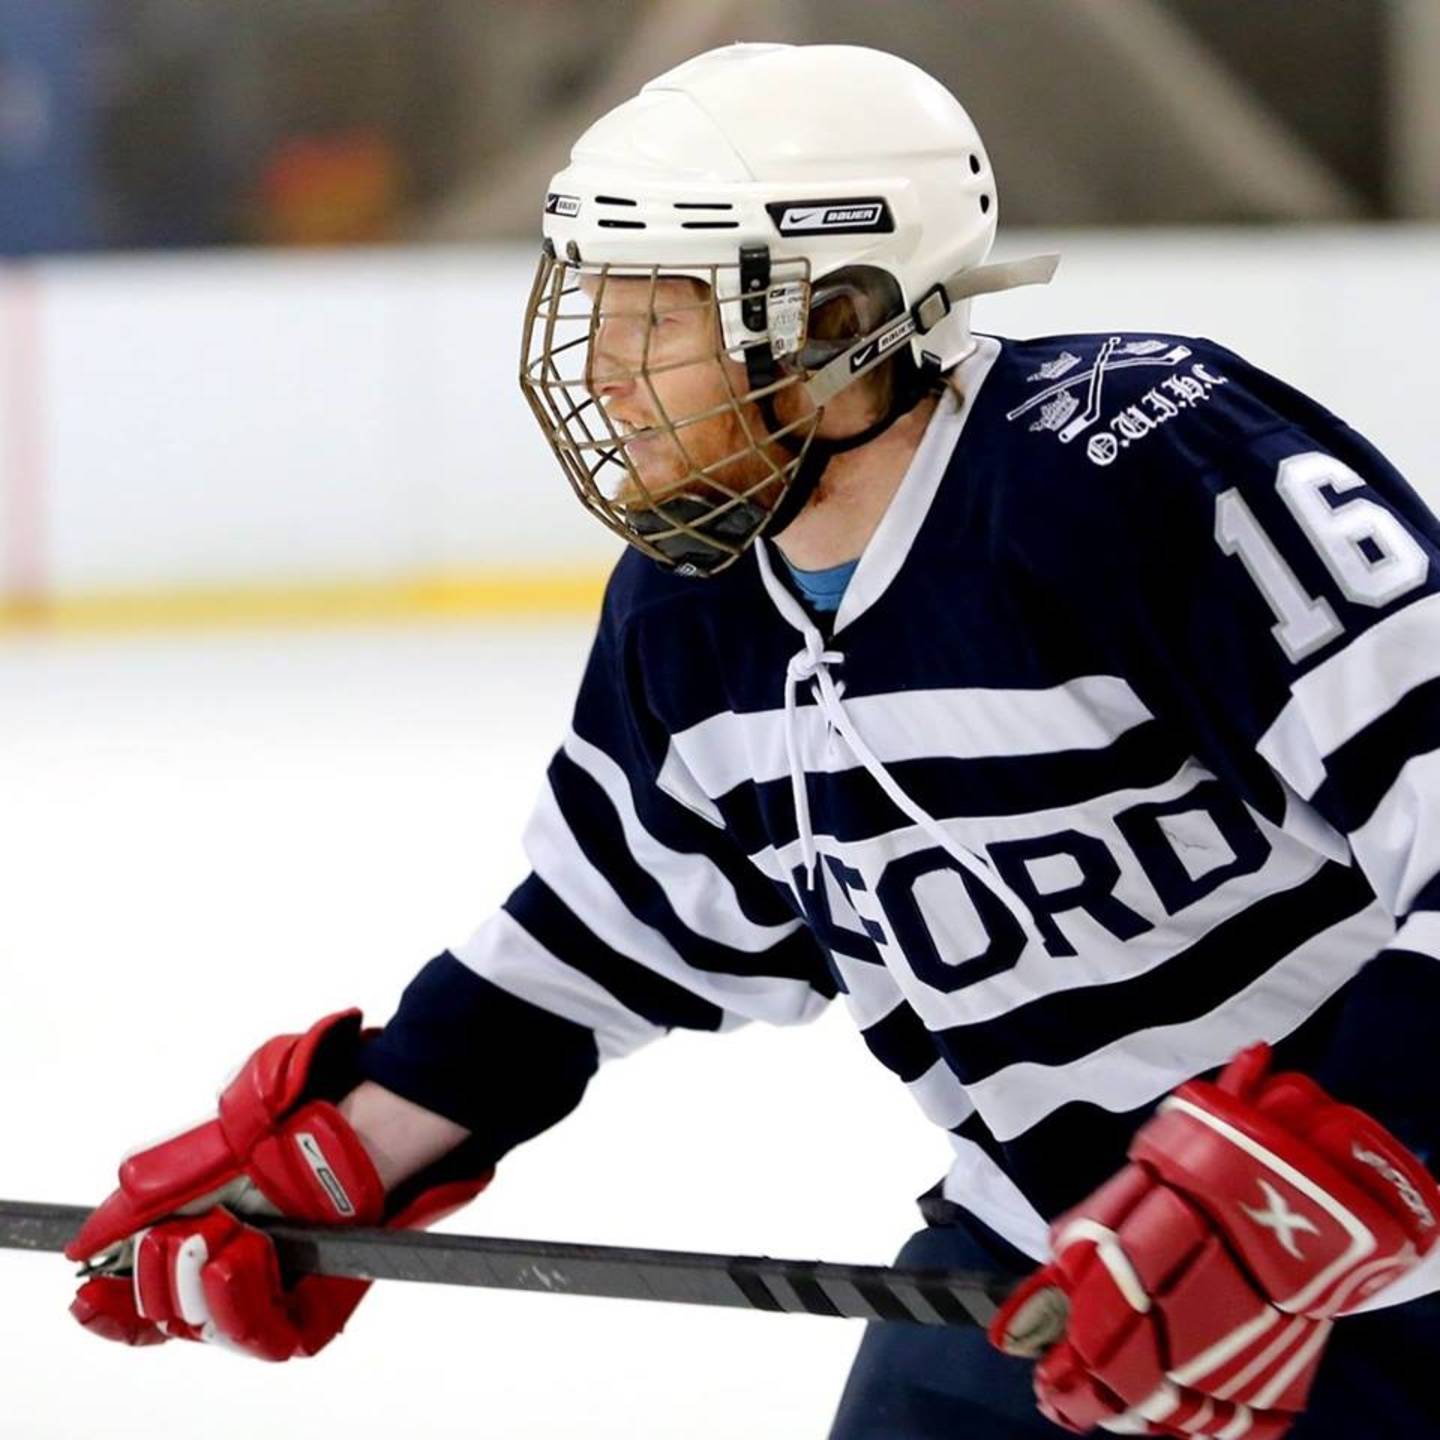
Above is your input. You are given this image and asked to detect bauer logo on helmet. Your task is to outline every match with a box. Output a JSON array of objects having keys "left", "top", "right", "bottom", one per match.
[{"left": 767, "top": 199, "right": 894, "bottom": 235}]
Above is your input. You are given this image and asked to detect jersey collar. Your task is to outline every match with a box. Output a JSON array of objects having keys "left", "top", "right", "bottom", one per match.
[{"left": 757, "top": 335, "right": 1001, "bottom": 637}]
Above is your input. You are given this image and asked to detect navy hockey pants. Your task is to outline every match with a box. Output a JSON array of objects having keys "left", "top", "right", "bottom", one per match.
[{"left": 828, "top": 1218, "right": 1440, "bottom": 1439}]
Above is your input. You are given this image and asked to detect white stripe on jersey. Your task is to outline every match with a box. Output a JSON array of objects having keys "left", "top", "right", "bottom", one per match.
[
  {"left": 455, "top": 911, "right": 665, "bottom": 1061},
  {"left": 964, "top": 897, "right": 1394, "bottom": 1142},
  {"left": 659, "top": 675, "right": 1154, "bottom": 803},
  {"left": 1348, "top": 747, "right": 1440, "bottom": 915},
  {"left": 525, "top": 783, "right": 828, "bottom": 1026},
  {"left": 834, "top": 955, "right": 909, "bottom": 1030},
  {"left": 1257, "top": 591, "right": 1440, "bottom": 799},
  {"left": 562, "top": 729, "right": 802, "bottom": 953},
  {"left": 1391, "top": 909, "right": 1440, "bottom": 961},
  {"left": 907, "top": 1058, "right": 976, "bottom": 1130},
  {"left": 942, "top": 1133, "right": 1052, "bottom": 1261},
  {"left": 653, "top": 741, "right": 725, "bottom": 828}
]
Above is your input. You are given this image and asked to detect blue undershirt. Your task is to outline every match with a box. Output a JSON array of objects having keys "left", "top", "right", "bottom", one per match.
[{"left": 780, "top": 554, "right": 859, "bottom": 613}]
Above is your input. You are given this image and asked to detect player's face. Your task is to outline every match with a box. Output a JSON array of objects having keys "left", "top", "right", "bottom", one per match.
[{"left": 583, "top": 275, "right": 783, "bottom": 507}]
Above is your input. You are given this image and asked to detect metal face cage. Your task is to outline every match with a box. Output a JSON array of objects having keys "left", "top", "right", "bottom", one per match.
[{"left": 518, "top": 246, "right": 819, "bottom": 577}]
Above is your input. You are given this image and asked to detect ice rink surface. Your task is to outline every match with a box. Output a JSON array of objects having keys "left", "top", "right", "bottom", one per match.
[{"left": 0, "top": 619, "right": 959, "bottom": 1438}]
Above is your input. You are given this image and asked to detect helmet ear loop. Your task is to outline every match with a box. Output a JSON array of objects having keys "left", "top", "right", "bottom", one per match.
[{"left": 795, "top": 280, "right": 871, "bottom": 373}]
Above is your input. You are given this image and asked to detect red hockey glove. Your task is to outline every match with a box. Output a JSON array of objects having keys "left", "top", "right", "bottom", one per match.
[
  {"left": 989, "top": 1044, "right": 1440, "bottom": 1438},
  {"left": 66, "top": 1010, "right": 491, "bottom": 1361}
]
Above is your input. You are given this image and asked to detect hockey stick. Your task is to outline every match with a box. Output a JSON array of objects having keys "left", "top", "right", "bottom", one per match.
[
  {"left": 1, "top": 1198, "right": 1010, "bottom": 1329},
  {"left": 1057, "top": 334, "right": 1120, "bottom": 443},
  {"left": 1002, "top": 344, "right": 1193, "bottom": 424}
]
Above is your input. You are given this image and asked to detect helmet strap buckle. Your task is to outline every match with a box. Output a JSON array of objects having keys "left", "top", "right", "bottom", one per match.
[
  {"left": 740, "top": 244, "right": 781, "bottom": 391},
  {"left": 910, "top": 281, "right": 952, "bottom": 335}
]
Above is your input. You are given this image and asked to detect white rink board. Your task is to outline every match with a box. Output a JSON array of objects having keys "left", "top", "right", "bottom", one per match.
[{"left": 0, "top": 228, "right": 1437, "bottom": 601}]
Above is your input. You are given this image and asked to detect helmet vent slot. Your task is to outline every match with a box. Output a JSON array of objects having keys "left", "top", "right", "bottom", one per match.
[
  {"left": 673, "top": 201, "right": 734, "bottom": 211},
  {"left": 598, "top": 218, "right": 646, "bottom": 229},
  {"left": 681, "top": 221, "right": 739, "bottom": 230},
  {"left": 969, "top": 153, "right": 982, "bottom": 175},
  {"left": 595, "top": 195, "right": 638, "bottom": 207},
  {"left": 980, "top": 194, "right": 992, "bottom": 213}
]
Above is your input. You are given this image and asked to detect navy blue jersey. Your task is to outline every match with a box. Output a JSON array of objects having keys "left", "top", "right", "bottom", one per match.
[{"left": 361, "top": 331, "right": 1440, "bottom": 1261}]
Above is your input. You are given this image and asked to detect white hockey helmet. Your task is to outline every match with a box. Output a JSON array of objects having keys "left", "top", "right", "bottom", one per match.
[{"left": 520, "top": 43, "right": 1056, "bottom": 575}]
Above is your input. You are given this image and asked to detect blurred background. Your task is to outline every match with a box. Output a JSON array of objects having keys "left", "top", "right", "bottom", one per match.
[
  {"left": 1, "top": 5, "right": 1437, "bottom": 1438},
  {"left": 0, "top": 0, "right": 1437, "bottom": 623},
  {"left": 3, "top": 0, "right": 1438, "bottom": 252}
]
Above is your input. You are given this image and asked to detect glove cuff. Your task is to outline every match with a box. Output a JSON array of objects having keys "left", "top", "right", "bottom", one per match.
[
  {"left": 388, "top": 1173, "right": 493, "bottom": 1231},
  {"left": 219, "top": 1009, "right": 365, "bottom": 1154}
]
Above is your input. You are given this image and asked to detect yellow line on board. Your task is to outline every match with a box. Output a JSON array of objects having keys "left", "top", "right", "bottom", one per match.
[{"left": 0, "top": 570, "right": 611, "bottom": 635}]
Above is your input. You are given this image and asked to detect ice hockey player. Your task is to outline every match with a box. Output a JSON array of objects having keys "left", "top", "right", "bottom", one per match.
[{"left": 67, "top": 43, "right": 1440, "bottom": 1439}]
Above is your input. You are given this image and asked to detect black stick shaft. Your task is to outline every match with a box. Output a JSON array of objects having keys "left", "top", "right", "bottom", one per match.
[{"left": 0, "top": 1198, "right": 1008, "bottom": 1328}]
